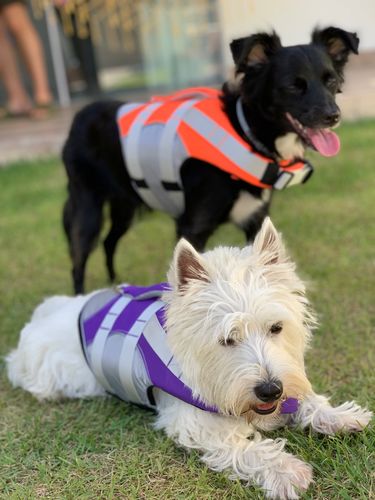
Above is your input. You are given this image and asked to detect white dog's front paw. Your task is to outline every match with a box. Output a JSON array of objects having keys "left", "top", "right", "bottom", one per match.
[
  {"left": 335, "top": 402, "right": 372, "bottom": 432},
  {"left": 312, "top": 401, "right": 372, "bottom": 435},
  {"left": 263, "top": 453, "right": 313, "bottom": 499}
]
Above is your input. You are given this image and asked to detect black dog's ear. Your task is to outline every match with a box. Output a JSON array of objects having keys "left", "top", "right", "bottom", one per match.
[
  {"left": 312, "top": 27, "right": 359, "bottom": 70},
  {"left": 230, "top": 32, "right": 282, "bottom": 72}
]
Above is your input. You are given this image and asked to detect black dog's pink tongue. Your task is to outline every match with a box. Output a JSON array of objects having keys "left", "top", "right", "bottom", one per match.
[{"left": 306, "top": 128, "right": 340, "bottom": 157}]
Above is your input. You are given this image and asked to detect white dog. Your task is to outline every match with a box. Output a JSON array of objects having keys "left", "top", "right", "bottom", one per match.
[{"left": 6, "top": 218, "right": 372, "bottom": 499}]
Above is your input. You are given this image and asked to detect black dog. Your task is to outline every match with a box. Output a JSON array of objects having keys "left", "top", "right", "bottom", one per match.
[{"left": 62, "top": 27, "right": 358, "bottom": 294}]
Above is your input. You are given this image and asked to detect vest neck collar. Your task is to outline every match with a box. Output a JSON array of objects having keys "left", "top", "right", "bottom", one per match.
[{"left": 236, "top": 98, "right": 276, "bottom": 160}]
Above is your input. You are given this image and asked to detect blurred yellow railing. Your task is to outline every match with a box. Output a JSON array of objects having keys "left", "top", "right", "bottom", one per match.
[{"left": 31, "top": 0, "right": 139, "bottom": 52}]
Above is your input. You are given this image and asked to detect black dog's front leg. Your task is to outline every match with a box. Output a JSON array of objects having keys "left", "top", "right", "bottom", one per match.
[
  {"left": 242, "top": 201, "right": 271, "bottom": 243},
  {"left": 177, "top": 160, "right": 239, "bottom": 250},
  {"left": 176, "top": 202, "right": 229, "bottom": 251},
  {"left": 228, "top": 187, "right": 272, "bottom": 244}
]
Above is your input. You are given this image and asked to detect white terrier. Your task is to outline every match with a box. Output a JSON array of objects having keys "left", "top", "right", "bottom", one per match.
[{"left": 6, "top": 218, "right": 372, "bottom": 499}]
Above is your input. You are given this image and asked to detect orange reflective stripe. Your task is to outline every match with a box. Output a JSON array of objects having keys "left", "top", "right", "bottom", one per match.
[
  {"left": 144, "top": 100, "right": 181, "bottom": 125},
  {"left": 178, "top": 121, "right": 270, "bottom": 189},
  {"left": 118, "top": 103, "right": 148, "bottom": 136},
  {"left": 280, "top": 161, "right": 305, "bottom": 172},
  {"left": 151, "top": 87, "right": 220, "bottom": 103}
]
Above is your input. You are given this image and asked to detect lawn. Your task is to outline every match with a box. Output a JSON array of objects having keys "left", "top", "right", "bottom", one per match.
[{"left": 0, "top": 120, "right": 374, "bottom": 499}]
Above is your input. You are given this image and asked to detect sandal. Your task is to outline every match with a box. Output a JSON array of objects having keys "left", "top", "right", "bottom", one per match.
[
  {"left": 0, "top": 108, "right": 32, "bottom": 119},
  {"left": 29, "top": 102, "right": 56, "bottom": 119}
]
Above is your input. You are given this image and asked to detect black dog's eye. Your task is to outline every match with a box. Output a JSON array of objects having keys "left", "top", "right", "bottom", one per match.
[
  {"left": 294, "top": 77, "right": 307, "bottom": 92},
  {"left": 270, "top": 322, "right": 283, "bottom": 334},
  {"left": 218, "top": 337, "right": 236, "bottom": 346},
  {"left": 286, "top": 77, "right": 307, "bottom": 94}
]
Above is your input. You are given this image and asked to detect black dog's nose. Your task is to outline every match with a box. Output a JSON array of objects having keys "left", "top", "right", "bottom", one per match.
[
  {"left": 254, "top": 380, "right": 283, "bottom": 402},
  {"left": 323, "top": 110, "right": 340, "bottom": 126}
]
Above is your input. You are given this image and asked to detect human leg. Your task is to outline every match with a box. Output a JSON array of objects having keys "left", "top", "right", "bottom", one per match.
[
  {"left": 1, "top": 2, "right": 53, "bottom": 106},
  {"left": 0, "top": 16, "right": 31, "bottom": 114}
]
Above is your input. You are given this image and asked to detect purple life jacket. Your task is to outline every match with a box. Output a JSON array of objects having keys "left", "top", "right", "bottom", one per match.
[
  {"left": 79, "top": 283, "right": 298, "bottom": 415},
  {"left": 79, "top": 283, "right": 216, "bottom": 412}
]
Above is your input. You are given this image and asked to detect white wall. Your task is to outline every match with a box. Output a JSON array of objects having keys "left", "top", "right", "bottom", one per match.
[{"left": 218, "top": 0, "right": 375, "bottom": 73}]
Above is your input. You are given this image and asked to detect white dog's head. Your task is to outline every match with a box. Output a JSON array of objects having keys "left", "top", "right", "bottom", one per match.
[{"left": 164, "top": 218, "right": 316, "bottom": 428}]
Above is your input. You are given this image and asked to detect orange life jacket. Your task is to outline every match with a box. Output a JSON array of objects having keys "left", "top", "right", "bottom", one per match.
[{"left": 117, "top": 87, "right": 313, "bottom": 216}]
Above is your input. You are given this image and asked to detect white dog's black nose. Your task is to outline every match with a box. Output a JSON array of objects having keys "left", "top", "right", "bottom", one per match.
[{"left": 254, "top": 380, "right": 283, "bottom": 402}]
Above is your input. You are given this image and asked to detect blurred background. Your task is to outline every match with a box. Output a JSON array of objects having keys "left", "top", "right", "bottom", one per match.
[{"left": 0, "top": 0, "right": 374, "bottom": 164}]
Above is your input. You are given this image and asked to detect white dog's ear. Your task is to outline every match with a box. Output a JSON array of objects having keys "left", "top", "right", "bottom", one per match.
[
  {"left": 252, "top": 217, "right": 287, "bottom": 265},
  {"left": 173, "top": 239, "right": 210, "bottom": 290}
]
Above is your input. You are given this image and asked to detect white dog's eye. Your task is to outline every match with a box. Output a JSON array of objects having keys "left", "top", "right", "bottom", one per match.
[
  {"left": 269, "top": 322, "right": 283, "bottom": 334},
  {"left": 219, "top": 326, "right": 242, "bottom": 346},
  {"left": 218, "top": 337, "right": 236, "bottom": 346}
]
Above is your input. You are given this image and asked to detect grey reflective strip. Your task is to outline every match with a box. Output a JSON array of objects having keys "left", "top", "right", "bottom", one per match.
[
  {"left": 146, "top": 99, "right": 198, "bottom": 216},
  {"left": 101, "top": 332, "right": 130, "bottom": 401},
  {"left": 236, "top": 98, "right": 251, "bottom": 138},
  {"left": 165, "top": 191, "right": 185, "bottom": 211},
  {"left": 142, "top": 315, "right": 169, "bottom": 363},
  {"left": 138, "top": 299, "right": 165, "bottom": 322},
  {"left": 170, "top": 138, "right": 187, "bottom": 214},
  {"left": 117, "top": 300, "right": 165, "bottom": 404},
  {"left": 125, "top": 102, "right": 162, "bottom": 181},
  {"left": 128, "top": 111, "right": 183, "bottom": 215},
  {"left": 80, "top": 290, "right": 117, "bottom": 329},
  {"left": 139, "top": 167, "right": 181, "bottom": 216},
  {"left": 142, "top": 315, "right": 182, "bottom": 379},
  {"left": 159, "top": 99, "right": 198, "bottom": 183},
  {"left": 131, "top": 348, "right": 154, "bottom": 408},
  {"left": 273, "top": 165, "right": 311, "bottom": 190},
  {"left": 274, "top": 172, "right": 292, "bottom": 190},
  {"left": 90, "top": 295, "right": 132, "bottom": 391},
  {"left": 117, "top": 102, "right": 143, "bottom": 176},
  {"left": 117, "top": 102, "right": 143, "bottom": 122},
  {"left": 184, "top": 108, "right": 268, "bottom": 180},
  {"left": 117, "top": 103, "right": 166, "bottom": 211},
  {"left": 117, "top": 319, "right": 147, "bottom": 404},
  {"left": 235, "top": 98, "right": 274, "bottom": 158},
  {"left": 135, "top": 185, "right": 165, "bottom": 212},
  {"left": 167, "top": 358, "right": 183, "bottom": 379}
]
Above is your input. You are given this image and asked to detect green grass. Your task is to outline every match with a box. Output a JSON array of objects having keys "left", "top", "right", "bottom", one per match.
[{"left": 0, "top": 120, "right": 374, "bottom": 499}]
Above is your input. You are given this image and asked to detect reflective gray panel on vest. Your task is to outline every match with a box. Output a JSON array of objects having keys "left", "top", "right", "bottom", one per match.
[
  {"left": 183, "top": 107, "right": 268, "bottom": 179},
  {"left": 138, "top": 124, "right": 183, "bottom": 215}
]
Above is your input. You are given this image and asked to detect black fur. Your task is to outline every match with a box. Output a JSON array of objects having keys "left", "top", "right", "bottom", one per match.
[{"left": 62, "top": 27, "right": 358, "bottom": 294}]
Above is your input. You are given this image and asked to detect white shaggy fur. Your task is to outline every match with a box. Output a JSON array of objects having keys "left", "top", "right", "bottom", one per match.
[
  {"left": 7, "top": 294, "right": 105, "bottom": 400},
  {"left": 6, "top": 218, "right": 372, "bottom": 499}
]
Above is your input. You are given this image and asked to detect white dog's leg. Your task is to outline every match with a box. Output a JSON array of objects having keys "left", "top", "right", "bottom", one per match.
[
  {"left": 6, "top": 295, "right": 106, "bottom": 401},
  {"left": 295, "top": 393, "right": 372, "bottom": 435},
  {"left": 155, "top": 396, "right": 312, "bottom": 499}
]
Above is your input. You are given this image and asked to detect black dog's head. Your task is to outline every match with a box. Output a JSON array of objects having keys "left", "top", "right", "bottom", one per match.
[{"left": 229, "top": 27, "right": 359, "bottom": 160}]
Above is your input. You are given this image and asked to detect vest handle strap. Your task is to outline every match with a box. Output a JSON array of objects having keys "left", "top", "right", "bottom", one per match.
[{"left": 274, "top": 161, "right": 314, "bottom": 190}]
